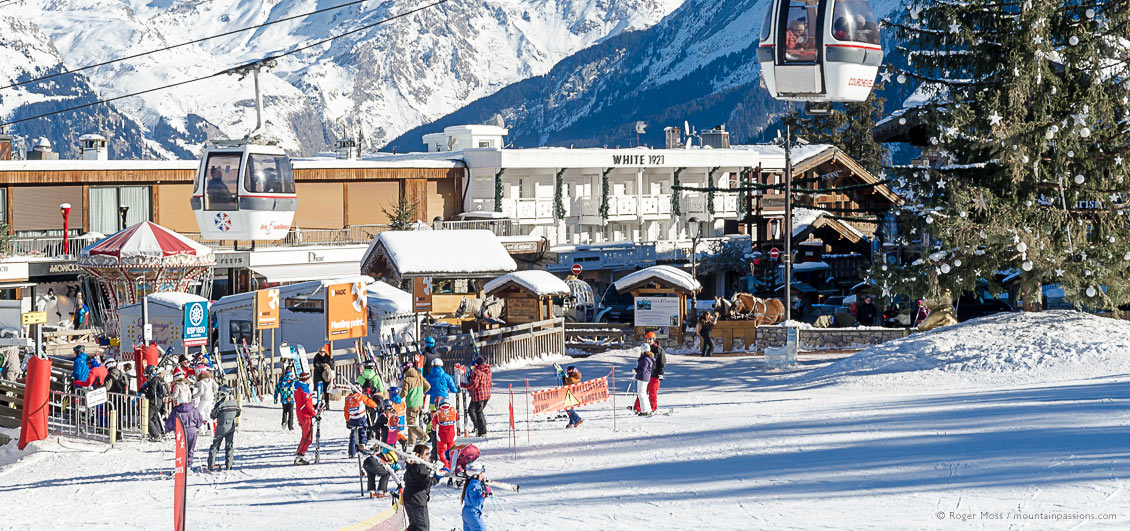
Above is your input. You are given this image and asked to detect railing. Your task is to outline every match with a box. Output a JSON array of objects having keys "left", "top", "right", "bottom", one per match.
[
  {"left": 564, "top": 322, "right": 631, "bottom": 353},
  {"left": 429, "top": 318, "right": 565, "bottom": 368},
  {"left": 47, "top": 388, "right": 142, "bottom": 443},
  {"left": 500, "top": 198, "right": 555, "bottom": 221},
  {"left": 438, "top": 219, "right": 518, "bottom": 236},
  {"left": 9, "top": 234, "right": 102, "bottom": 258}
]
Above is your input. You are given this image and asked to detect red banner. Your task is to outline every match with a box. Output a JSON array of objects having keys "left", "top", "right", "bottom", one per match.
[
  {"left": 531, "top": 377, "right": 610, "bottom": 415},
  {"left": 174, "top": 417, "right": 187, "bottom": 531},
  {"left": 508, "top": 387, "right": 515, "bottom": 430},
  {"left": 18, "top": 356, "right": 51, "bottom": 450}
]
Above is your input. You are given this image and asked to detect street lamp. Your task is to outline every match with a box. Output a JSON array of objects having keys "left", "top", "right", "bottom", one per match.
[
  {"left": 688, "top": 216, "right": 701, "bottom": 327},
  {"left": 59, "top": 203, "right": 71, "bottom": 255},
  {"left": 118, "top": 205, "right": 129, "bottom": 231}
]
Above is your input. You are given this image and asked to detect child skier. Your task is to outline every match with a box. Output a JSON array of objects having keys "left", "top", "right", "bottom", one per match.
[
  {"left": 274, "top": 367, "right": 296, "bottom": 430},
  {"left": 461, "top": 464, "right": 492, "bottom": 531},
  {"left": 400, "top": 364, "right": 430, "bottom": 448},
  {"left": 563, "top": 366, "right": 584, "bottom": 428},
  {"left": 432, "top": 396, "right": 459, "bottom": 469},
  {"left": 165, "top": 387, "right": 204, "bottom": 468},
  {"left": 344, "top": 385, "right": 378, "bottom": 458},
  {"left": 139, "top": 365, "right": 167, "bottom": 441},
  {"left": 445, "top": 443, "right": 481, "bottom": 476},
  {"left": 356, "top": 359, "right": 387, "bottom": 399},
  {"left": 633, "top": 342, "right": 655, "bottom": 416},
  {"left": 207, "top": 386, "right": 241, "bottom": 471},
  {"left": 294, "top": 371, "right": 316, "bottom": 465},
  {"left": 387, "top": 387, "right": 407, "bottom": 448},
  {"left": 361, "top": 446, "right": 402, "bottom": 499}
]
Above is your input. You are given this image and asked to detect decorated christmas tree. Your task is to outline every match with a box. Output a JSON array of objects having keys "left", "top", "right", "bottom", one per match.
[{"left": 877, "top": 0, "right": 1130, "bottom": 311}]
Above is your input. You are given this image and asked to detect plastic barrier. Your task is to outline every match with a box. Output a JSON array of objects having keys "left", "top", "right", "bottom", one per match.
[{"left": 18, "top": 356, "right": 52, "bottom": 449}]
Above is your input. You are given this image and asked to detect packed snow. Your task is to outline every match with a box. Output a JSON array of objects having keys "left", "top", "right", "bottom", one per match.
[
  {"left": 4, "top": 311, "right": 1130, "bottom": 529},
  {"left": 484, "top": 271, "right": 570, "bottom": 297}
]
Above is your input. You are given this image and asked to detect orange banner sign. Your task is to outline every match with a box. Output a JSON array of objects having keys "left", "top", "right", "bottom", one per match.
[
  {"left": 531, "top": 377, "right": 610, "bottom": 415},
  {"left": 255, "top": 288, "right": 280, "bottom": 330},
  {"left": 326, "top": 281, "right": 368, "bottom": 340}
]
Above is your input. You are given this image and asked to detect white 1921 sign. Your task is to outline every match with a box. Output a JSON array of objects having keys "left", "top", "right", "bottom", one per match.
[{"left": 633, "top": 296, "right": 681, "bottom": 327}]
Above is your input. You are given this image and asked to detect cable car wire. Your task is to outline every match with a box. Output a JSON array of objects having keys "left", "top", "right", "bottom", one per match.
[
  {"left": 0, "top": 0, "right": 373, "bottom": 91},
  {"left": 0, "top": 0, "right": 448, "bottom": 128}
]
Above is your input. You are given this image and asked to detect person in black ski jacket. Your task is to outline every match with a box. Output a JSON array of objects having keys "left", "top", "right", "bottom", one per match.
[
  {"left": 698, "top": 311, "right": 717, "bottom": 357},
  {"left": 312, "top": 347, "right": 335, "bottom": 409},
  {"left": 103, "top": 358, "right": 130, "bottom": 395},
  {"left": 208, "top": 387, "right": 242, "bottom": 471},
  {"left": 856, "top": 295, "right": 879, "bottom": 326},
  {"left": 139, "top": 366, "right": 167, "bottom": 441},
  {"left": 402, "top": 443, "right": 439, "bottom": 531}
]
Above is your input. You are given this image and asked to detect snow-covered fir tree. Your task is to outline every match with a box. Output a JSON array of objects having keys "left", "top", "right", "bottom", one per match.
[{"left": 878, "top": 0, "right": 1130, "bottom": 311}]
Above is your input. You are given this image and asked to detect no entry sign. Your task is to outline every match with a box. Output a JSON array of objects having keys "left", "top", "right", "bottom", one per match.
[
  {"left": 571, "top": 263, "right": 583, "bottom": 275},
  {"left": 769, "top": 248, "right": 780, "bottom": 260}
]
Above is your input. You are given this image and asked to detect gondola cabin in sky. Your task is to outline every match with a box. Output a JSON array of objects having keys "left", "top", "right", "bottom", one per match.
[
  {"left": 190, "top": 143, "right": 297, "bottom": 241},
  {"left": 757, "top": 0, "right": 882, "bottom": 102}
]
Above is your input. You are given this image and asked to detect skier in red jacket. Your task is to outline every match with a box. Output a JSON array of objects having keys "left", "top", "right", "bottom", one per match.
[
  {"left": 294, "top": 372, "right": 316, "bottom": 465},
  {"left": 432, "top": 396, "right": 458, "bottom": 469}
]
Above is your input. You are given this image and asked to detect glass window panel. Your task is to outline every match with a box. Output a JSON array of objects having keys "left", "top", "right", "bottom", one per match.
[
  {"left": 245, "top": 154, "right": 295, "bottom": 194},
  {"left": 204, "top": 153, "right": 241, "bottom": 211},
  {"left": 89, "top": 187, "right": 119, "bottom": 235},
  {"left": 783, "top": 0, "right": 818, "bottom": 63},
  {"left": 832, "top": 0, "right": 880, "bottom": 45},
  {"left": 119, "top": 186, "right": 150, "bottom": 226}
]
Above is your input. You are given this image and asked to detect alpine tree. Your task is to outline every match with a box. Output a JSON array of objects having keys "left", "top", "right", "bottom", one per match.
[
  {"left": 875, "top": 0, "right": 1130, "bottom": 311},
  {"left": 797, "top": 84, "right": 890, "bottom": 174},
  {"left": 381, "top": 196, "right": 418, "bottom": 231}
]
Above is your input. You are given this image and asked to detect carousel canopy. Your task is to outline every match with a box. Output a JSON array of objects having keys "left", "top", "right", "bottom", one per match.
[{"left": 79, "top": 221, "right": 215, "bottom": 267}]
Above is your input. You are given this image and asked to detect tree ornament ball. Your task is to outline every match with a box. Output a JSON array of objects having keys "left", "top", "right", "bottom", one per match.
[
  {"left": 1067, "top": 150, "right": 1075, "bottom": 158},
  {"left": 1075, "top": 174, "right": 1085, "bottom": 184},
  {"left": 1086, "top": 286, "right": 1097, "bottom": 298},
  {"left": 1022, "top": 260, "right": 1033, "bottom": 272},
  {"left": 941, "top": 264, "right": 952, "bottom": 274},
  {"left": 926, "top": 216, "right": 934, "bottom": 224},
  {"left": 897, "top": 74, "right": 907, "bottom": 84},
  {"left": 1086, "top": 8, "right": 1095, "bottom": 18},
  {"left": 1124, "top": 251, "right": 1130, "bottom": 261},
  {"left": 1069, "top": 36, "right": 1079, "bottom": 46},
  {"left": 1080, "top": 127, "right": 1091, "bottom": 137},
  {"left": 1017, "top": 242, "right": 1028, "bottom": 253},
  {"left": 1021, "top": 155, "right": 1029, "bottom": 163},
  {"left": 954, "top": 259, "right": 962, "bottom": 267}
]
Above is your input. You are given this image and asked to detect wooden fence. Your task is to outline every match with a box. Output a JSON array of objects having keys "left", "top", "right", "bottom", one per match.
[
  {"left": 430, "top": 318, "right": 565, "bottom": 368},
  {"left": 564, "top": 323, "right": 632, "bottom": 353}
]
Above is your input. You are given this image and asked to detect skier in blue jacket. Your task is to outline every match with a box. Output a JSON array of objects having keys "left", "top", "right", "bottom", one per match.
[
  {"left": 461, "top": 464, "right": 492, "bottom": 531},
  {"left": 425, "top": 360, "right": 459, "bottom": 407},
  {"left": 70, "top": 345, "right": 90, "bottom": 388}
]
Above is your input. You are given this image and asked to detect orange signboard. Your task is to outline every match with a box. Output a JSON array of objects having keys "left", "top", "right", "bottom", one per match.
[
  {"left": 255, "top": 288, "right": 280, "bottom": 330},
  {"left": 413, "top": 277, "right": 433, "bottom": 313},
  {"left": 326, "top": 281, "right": 368, "bottom": 340},
  {"left": 531, "top": 377, "right": 610, "bottom": 415}
]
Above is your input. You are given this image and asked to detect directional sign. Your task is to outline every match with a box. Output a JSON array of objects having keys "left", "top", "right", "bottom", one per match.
[
  {"left": 769, "top": 248, "right": 781, "bottom": 260},
  {"left": 21, "top": 311, "right": 47, "bottom": 326},
  {"left": 570, "top": 263, "right": 583, "bottom": 275},
  {"left": 255, "top": 288, "right": 280, "bottom": 330},
  {"left": 183, "top": 301, "right": 209, "bottom": 347}
]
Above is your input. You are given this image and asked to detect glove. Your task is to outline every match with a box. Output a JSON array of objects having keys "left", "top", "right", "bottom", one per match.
[{"left": 659, "top": 375, "right": 664, "bottom": 380}]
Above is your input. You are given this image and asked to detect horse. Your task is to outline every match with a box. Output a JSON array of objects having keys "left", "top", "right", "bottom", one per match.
[
  {"left": 713, "top": 293, "right": 786, "bottom": 325},
  {"left": 456, "top": 296, "right": 504, "bottom": 320}
]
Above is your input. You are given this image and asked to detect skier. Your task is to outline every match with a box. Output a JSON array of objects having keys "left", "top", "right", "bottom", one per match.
[
  {"left": 461, "top": 356, "right": 491, "bottom": 437},
  {"left": 294, "top": 371, "right": 316, "bottom": 465},
  {"left": 195, "top": 367, "right": 218, "bottom": 435},
  {"left": 400, "top": 363, "right": 431, "bottom": 448},
  {"left": 356, "top": 359, "right": 387, "bottom": 399},
  {"left": 312, "top": 346, "right": 335, "bottom": 409},
  {"left": 445, "top": 443, "right": 480, "bottom": 476},
  {"left": 632, "top": 343, "right": 655, "bottom": 416},
  {"left": 70, "top": 345, "right": 90, "bottom": 389},
  {"left": 460, "top": 464, "right": 491, "bottom": 531},
  {"left": 387, "top": 387, "right": 407, "bottom": 447},
  {"left": 643, "top": 332, "right": 666, "bottom": 412},
  {"left": 345, "top": 385, "right": 378, "bottom": 458},
  {"left": 273, "top": 366, "right": 296, "bottom": 430},
  {"left": 82, "top": 357, "right": 109, "bottom": 388},
  {"left": 563, "top": 365, "right": 584, "bottom": 428},
  {"left": 425, "top": 360, "right": 459, "bottom": 412},
  {"left": 207, "top": 386, "right": 241, "bottom": 471},
  {"left": 172, "top": 355, "right": 195, "bottom": 380},
  {"left": 139, "top": 365, "right": 167, "bottom": 441},
  {"left": 103, "top": 358, "right": 130, "bottom": 395},
  {"left": 421, "top": 336, "right": 441, "bottom": 373},
  {"left": 432, "top": 396, "right": 458, "bottom": 469},
  {"left": 165, "top": 386, "right": 204, "bottom": 468},
  {"left": 361, "top": 446, "right": 402, "bottom": 499},
  {"left": 403, "top": 443, "right": 440, "bottom": 531}
]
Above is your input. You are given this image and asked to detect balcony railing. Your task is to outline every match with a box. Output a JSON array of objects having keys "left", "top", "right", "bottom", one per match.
[{"left": 8, "top": 234, "right": 103, "bottom": 258}]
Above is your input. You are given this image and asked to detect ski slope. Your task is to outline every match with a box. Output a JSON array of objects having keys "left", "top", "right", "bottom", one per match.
[{"left": 3, "top": 312, "right": 1130, "bottom": 529}]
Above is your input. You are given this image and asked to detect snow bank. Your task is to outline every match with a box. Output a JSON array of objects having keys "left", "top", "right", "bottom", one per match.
[
  {"left": 799, "top": 311, "right": 1130, "bottom": 389},
  {"left": 484, "top": 270, "right": 570, "bottom": 297}
]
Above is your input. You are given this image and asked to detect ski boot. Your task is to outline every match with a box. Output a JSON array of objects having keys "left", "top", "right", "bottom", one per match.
[{"left": 294, "top": 455, "right": 310, "bottom": 465}]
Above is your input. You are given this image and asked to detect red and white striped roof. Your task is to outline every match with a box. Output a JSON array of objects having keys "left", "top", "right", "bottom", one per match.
[{"left": 82, "top": 221, "right": 213, "bottom": 259}]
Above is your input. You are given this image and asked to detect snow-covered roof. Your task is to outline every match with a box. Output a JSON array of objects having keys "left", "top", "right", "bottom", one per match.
[
  {"left": 484, "top": 270, "right": 570, "bottom": 297},
  {"left": 361, "top": 230, "right": 517, "bottom": 281},
  {"left": 365, "top": 280, "right": 413, "bottom": 314},
  {"left": 792, "top": 208, "right": 866, "bottom": 241},
  {"left": 121, "top": 292, "right": 207, "bottom": 310},
  {"left": 613, "top": 265, "right": 701, "bottom": 293},
  {"left": 790, "top": 261, "right": 831, "bottom": 273}
]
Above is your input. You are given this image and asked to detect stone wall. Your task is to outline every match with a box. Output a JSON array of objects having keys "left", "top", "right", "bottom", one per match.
[{"left": 755, "top": 327, "right": 910, "bottom": 350}]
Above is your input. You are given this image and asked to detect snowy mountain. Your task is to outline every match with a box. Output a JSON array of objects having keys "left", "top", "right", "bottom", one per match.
[
  {"left": 0, "top": 0, "right": 684, "bottom": 158},
  {"left": 387, "top": 0, "right": 906, "bottom": 151}
]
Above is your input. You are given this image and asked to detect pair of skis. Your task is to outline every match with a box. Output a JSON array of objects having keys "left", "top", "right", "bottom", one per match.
[{"left": 369, "top": 439, "right": 520, "bottom": 493}]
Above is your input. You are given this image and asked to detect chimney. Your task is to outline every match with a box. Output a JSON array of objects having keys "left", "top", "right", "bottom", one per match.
[
  {"left": 0, "top": 132, "right": 11, "bottom": 161},
  {"left": 336, "top": 138, "right": 358, "bottom": 160},
  {"left": 26, "top": 137, "right": 59, "bottom": 160},
  {"left": 664, "top": 126, "right": 683, "bottom": 149},
  {"left": 700, "top": 125, "right": 731, "bottom": 149},
  {"left": 78, "top": 133, "right": 109, "bottom": 160}
]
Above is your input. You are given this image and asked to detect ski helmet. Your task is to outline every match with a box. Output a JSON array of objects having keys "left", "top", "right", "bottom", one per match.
[
  {"left": 379, "top": 449, "right": 398, "bottom": 466},
  {"left": 424, "top": 336, "right": 436, "bottom": 348},
  {"left": 436, "top": 396, "right": 448, "bottom": 406},
  {"left": 466, "top": 464, "right": 484, "bottom": 475},
  {"left": 644, "top": 331, "right": 657, "bottom": 340},
  {"left": 388, "top": 386, "right": 400, "bottom": 397},
  {"left": 362, "top": 360, "right": 375, "bottom": 368},
  {"left": 474, "top": 356, "right": 486, "bottom": 366},
  {"left": 298, "top": 371, "right": 311, "bottom": 381},
  {"left": 434, "top": 359, "right": 444, "bottom": 368},
  {"left": 145, "top": 365, "right": 158, "bottom": 377},
  {"left": 104, "top": 358, "right": 118, "bottom": 368},
  {"left": 73, "top": 345, "right": 85, "bottom": 354}
]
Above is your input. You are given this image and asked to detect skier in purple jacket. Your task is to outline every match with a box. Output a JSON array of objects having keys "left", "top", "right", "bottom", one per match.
[
  {"left": 633, "top": 344, "right": 655, "bottom": 416},
  {"left": 165, "top": 401, "right": 204, "bottom": 468}
]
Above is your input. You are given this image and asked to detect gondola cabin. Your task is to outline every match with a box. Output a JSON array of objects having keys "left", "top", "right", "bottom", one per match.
[
  {"left": 758, "top": 0, "right": 882, "bottom": 102},
  {"left": 191, "top": 144, "right": 297, "bottom": 241}
]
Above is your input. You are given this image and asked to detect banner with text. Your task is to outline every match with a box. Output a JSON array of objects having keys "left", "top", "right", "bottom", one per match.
[
  {"left": 531, "top": 377, "right": 610, "bottom": 415},
  {"left": 255, "top": 288, "right": 280, "bottom": 330},
  {"left": 326, "top": 281, "right": 368, "bottom": 340},
  {"left": 182, "top": 301, "right": 209, "bottom": 347}
]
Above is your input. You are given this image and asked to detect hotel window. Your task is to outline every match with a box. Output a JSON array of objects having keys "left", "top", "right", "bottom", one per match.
[{"left": 90, "top": 186, "right": 151, "bottom": 234}]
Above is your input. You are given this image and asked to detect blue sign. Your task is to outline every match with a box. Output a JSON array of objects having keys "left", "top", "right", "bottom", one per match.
[{"left": 183, "top": 301, "right": 209, "bottom": 347}]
